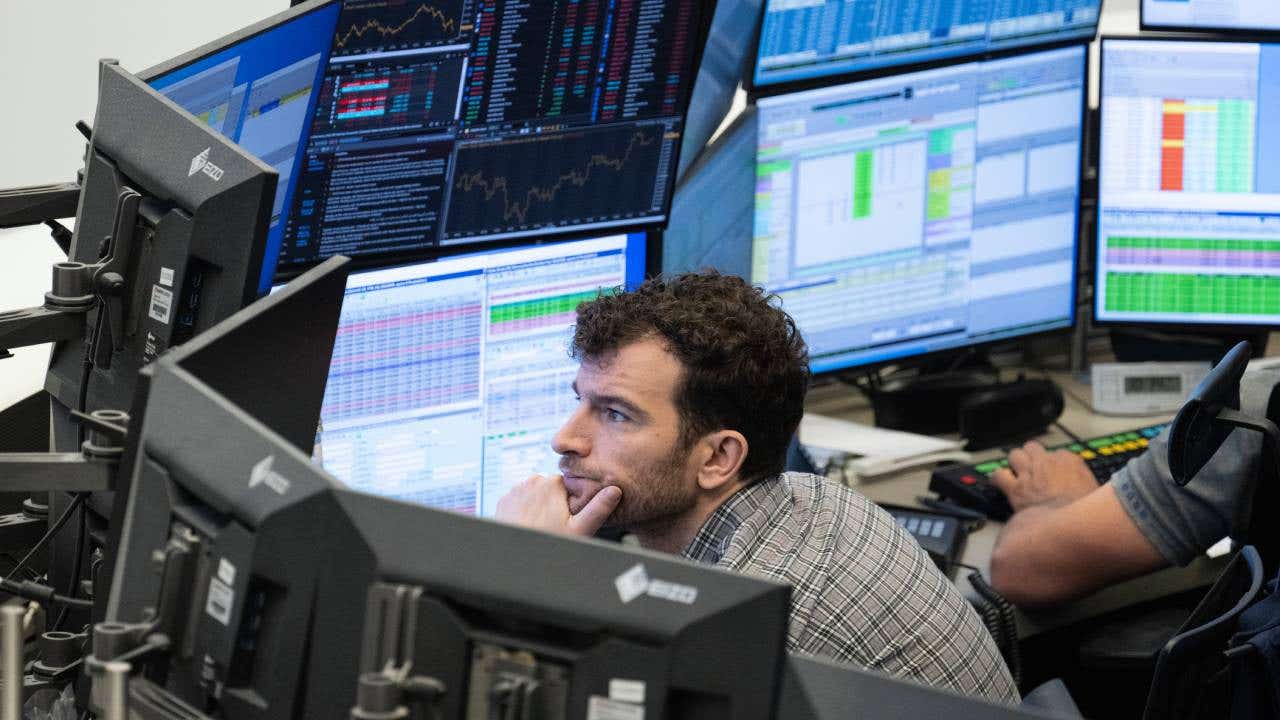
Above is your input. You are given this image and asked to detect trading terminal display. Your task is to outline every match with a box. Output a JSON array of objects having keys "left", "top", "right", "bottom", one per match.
[
  {"left": 753, "top": 0, "right": 1100, "bottom": 89},
  {"left": 754, "top": 44, "right": 1085, "bottom": 372},
  {"left": 1143, "top": 0, "right": 1280, "bottom": 32},
  {"left": 313, "top": 233, "right": 646, "bottom": 515},
  {"left": 148, "top": 0, "right": 706, "bottom": 287},
  {"left": 1098, "top": 39, "right": 1280, "bottom": 327}
]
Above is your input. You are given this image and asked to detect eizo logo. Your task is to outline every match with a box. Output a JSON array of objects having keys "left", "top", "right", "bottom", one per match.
[
  {"left": 614, "top": 564, "right": 698, "bottom": 605},
  {"left": 188, "top": 147, "right": 224, "bottom": 181},
  {"left": 249, "top": 456, "right": 291, "bottom": 495}
]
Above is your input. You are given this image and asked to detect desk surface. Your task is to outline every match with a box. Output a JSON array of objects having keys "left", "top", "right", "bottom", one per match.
[{"left": 803, "top": 368, "right": 1231, "bottom": 639}]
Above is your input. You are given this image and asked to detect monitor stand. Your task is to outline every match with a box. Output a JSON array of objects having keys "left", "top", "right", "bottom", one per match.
[{"left": 1109, "top": 328, "right": 1269, "bottom": 365}]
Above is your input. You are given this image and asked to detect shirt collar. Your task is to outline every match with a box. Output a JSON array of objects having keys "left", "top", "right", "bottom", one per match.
[{"left": 680, "top": 475, "right": 780, "bottom": 564}]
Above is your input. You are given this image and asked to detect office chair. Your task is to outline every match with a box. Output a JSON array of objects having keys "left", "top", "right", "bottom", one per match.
[{"left": 1142, "top": 545, "right": 1267, "bottom": 720}]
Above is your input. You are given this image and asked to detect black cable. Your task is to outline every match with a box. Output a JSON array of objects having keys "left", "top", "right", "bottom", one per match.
[
  {"left": 0, "top": 554, "right": 41, "bottom": 581},
  {"left": 968, "top": 570, "right": 1023, "bottom": 689},
  {"left": 2, "top": 493, "right": 88, "bottom": 585},
  {"left": 1053, "top": 420, "right": 1084, "bottom": 444},
  {"left": 54, "top": 502, "right": 89, "bottom": 631}
]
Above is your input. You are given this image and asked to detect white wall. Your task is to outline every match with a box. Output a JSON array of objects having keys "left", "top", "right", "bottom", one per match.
[{"left": 0, "top": 0, "right": 287, "bottom": 408}]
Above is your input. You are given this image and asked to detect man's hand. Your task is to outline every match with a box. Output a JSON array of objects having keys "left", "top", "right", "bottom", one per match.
[
  {"left": 989, "top": 441, "right": 1098, "bottom": 512},
  {"left": 494, "top": 474, "right": 622, "bottom": 537}
]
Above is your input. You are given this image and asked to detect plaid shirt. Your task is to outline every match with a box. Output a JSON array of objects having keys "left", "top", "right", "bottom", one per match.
[{"left": 683, "top": 472, "right": 1019, "bottom": 704}]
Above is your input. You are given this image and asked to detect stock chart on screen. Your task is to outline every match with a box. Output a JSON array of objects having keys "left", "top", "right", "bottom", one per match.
[
  {"left": 1099, "top": 39, "right": 1280, "bottom": 327},
  {"left": 148, "top": 0, "right": 707, "bottom": 287},
  {"left": 279, "top": 0, "right": 702, "bottom": 269}
]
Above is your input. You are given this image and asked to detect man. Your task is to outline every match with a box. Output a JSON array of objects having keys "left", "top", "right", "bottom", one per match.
[
  {"left": 989, "top": 367, "right": 1280, "bottom": 606},
  {"left": 496, "top": 272, "right": 1018, "bottom": 703}
]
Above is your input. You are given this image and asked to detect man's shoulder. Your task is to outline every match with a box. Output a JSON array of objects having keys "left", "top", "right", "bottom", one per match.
[{"left": 731, "top": 472, "right": 907, "bottom": 563}]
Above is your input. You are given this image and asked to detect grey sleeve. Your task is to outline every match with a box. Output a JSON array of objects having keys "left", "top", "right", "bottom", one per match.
[{"left": 1110, "top": 368, "right": 1279, "bottom": 566}]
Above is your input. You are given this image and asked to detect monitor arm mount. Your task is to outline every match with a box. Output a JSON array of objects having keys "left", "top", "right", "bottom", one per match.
[
  {"left": 0, "top": 120, "right": 93, "bottom": 254},
  {"left": 0, "top": 185, "right": 141, "bottom": 364},
  {"left": 0, "top": 187, "right": 141, "bottom": 569}
]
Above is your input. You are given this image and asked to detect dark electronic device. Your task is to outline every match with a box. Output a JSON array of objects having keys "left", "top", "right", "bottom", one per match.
[
  {"left": 867, "top": 369, "right": 1000, "bottom": 436},
  {"left": 957, "top": 379, "right": 1065, "bottom": 451},
  {"left": 105, "top": 256, "right": 791, "bottom": 719},
  {"left": 880, "top": 505, "right": 966, "bottom": 578},
  {"left": 930, "top": 423, "right": 1169, "bottom": 520}
]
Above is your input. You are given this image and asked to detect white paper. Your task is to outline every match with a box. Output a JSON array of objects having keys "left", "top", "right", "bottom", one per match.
[{"left": 799, "top": 413, "right": 962, "bottom": 458}]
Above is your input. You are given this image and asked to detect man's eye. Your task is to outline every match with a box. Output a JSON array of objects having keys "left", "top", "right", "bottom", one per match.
[{"left": 606, "top": 408, "right": 628, "bottom": 422}]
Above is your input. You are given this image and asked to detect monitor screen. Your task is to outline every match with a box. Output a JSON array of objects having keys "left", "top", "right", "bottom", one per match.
[
  {"left": 313, "top": 232, "right": 647, "bottom": 515},
  {"left": 1098, "top": 39, "right": 1280, "bottom": 328},
  {"left": 147, "top": 0, "right": 708, "bottom": 291},
  {"left": 754, "top": 44, "right": 1084, "bottom": 374},
  {"left": 147, "top": 2, "right": 343, "bottom": 294},
  {"left": 1143, "top": 0, "right": 1280, "bottom": 33},
  {"left": 752, "top": 0, "right": 1100, "bottom": 90}
]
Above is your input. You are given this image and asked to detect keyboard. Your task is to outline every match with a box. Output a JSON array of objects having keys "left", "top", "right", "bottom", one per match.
[{"left": 929, "top": 423, "right": 1168, "bottom": 520}]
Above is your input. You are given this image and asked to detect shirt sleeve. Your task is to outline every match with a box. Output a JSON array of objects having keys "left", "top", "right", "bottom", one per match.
[{"left": 1110, "top": 368, "right": 1279, "bottom": 566}]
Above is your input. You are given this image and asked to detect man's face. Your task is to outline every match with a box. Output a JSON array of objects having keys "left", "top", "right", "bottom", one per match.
[{"left": 553, "top": 336, "right": 701, "bottom": 528}]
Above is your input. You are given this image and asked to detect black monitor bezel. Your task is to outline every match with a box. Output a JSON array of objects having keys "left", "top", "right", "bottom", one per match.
[
  {"left": 1093, "top": 33, "right": 1280, "bottom": 335},
  {"left": 744, "top": 0, "right": 1101, "bottom": 100},
  {"left": 138, "top": 0, "right": 717, "bottom": 290},
  {"left": 1139, "top": 0, "right": 1280, "bottom": 36},
  {"left": 752, "top": 41, "right": 1091, "bottom": 378}
]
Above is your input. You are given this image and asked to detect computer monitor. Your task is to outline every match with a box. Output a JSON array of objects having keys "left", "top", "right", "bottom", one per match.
[
  {"left": 143, "top": 0, "right": 343, "bottom": 294},
  {"left": 753, "top": 44, "right": 1085, "bottom": 375},
  {"left": 145, "top": 0, "right": 714, "bottom": 290},
  {"left": 313, "top": 232, "right": 647, "bottom": 516},
  {"left": 35, "top": 59, "right": 276, "bottom": 632},
  {"left": 107, "top": 255, "right": 790, "bottom": 720},
  {"left": 664, "top": 107, "right": 757, "bottom": 278},
  {"left": 1097, "top": 38, "right": 1280, "bottom": 330},
  {"left": 751, "top": 0, "right": 1100, "bottom": 91},
  {"left": 1142, "top": 0, "right": 1280, "bottom": 34}
]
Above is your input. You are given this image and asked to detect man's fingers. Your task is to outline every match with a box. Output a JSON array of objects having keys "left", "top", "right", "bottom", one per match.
[
  {"left": 568, "top": 485, "right": 622, "bottom": 535},
  {"left": 989, "top": 467, "right": 1017, "bottom": 496},
  {"left": 1007, "top": 447, "right": 1032, "bottom": 476}
]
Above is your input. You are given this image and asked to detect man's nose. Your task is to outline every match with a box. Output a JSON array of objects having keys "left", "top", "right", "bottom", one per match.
[{"left": 553, "top": 404, "right": 591, "bottom": 457}]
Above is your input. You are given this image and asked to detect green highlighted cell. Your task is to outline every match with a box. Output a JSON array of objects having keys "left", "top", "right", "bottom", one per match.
[
  {"left": 1105, "top": 272, "right": 1280, "bottom": 315},
  {"left": 853, "top": 151, "right": 873, "bottom": 219},
  {"left": 491, "top": 290, "right": 604, "bottom": 324},
  {"left": 1107, "top": 236, "right": 1280, "bottom": 253},
  {"left": 757, "top": 160, "right": 792, "bottom": 177},
  {"left": 928, "top": 129, "right": 954, "bottom": 155}
]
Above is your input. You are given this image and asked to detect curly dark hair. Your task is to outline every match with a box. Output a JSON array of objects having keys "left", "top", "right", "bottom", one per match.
[{"left": 571, "top": 271, "right": 810, "bottom": 483}]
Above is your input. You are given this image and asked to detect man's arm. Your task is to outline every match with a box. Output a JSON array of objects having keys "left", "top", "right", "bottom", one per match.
[{"left": 988, "top": 443, "right": 1167, "bottom": 606}]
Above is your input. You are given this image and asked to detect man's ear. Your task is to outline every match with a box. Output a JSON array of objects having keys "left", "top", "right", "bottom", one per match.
[{"left": 696, "top": 430, "right": 748, "bottom": 492}]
